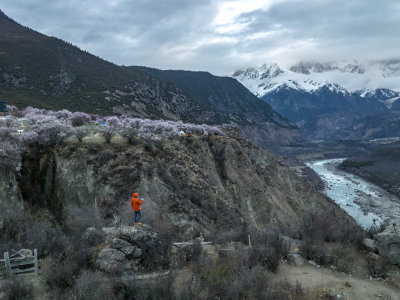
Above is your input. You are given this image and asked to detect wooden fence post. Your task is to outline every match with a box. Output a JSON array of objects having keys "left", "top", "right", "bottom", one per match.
[
  {"left": 34, "top": 249, "right": 38, "bottom": 277},
  {"left": 4, "top": 252, "right": 11, "bottom": 276}
]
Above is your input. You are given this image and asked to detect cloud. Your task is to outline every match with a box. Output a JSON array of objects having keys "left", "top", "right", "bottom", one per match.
[{"left": 1, "top": 0, "right": 399, "bottom": 75}]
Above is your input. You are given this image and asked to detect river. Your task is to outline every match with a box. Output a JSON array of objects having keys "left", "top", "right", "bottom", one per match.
[{"left": 306, "top": 158, "right": 400, "bottom": 229}]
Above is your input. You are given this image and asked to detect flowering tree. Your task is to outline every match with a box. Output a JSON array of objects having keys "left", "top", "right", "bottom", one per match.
[
  {"left": 17, "top": 108, "right": 224, "bottom": 147},
  {"left": 120, "top": 119, "right": 140, "bottom": 144},
  {"left": 19, "top": 131, "right": 40, "bottom": 145},
  {"left": 26, "top": 115, "right": 73, "bottom": 146},
  {"left": 0, "top": 141, "right": 21, "bottom": 170},
  {"left": 99, "top": 116, "right": 123, "bottom": 143},
  {"left": 0, "top": 115, "right": 20, "bottom": 129},
  {"left": 6, "top": 105, "right": 19, "bottom": 112},
  {"left": 69, "top": 112, "right": 91, "bottom": 127},
  {"left": 22, "top": 106, "right": 48, "bottom": 116},
  {"left": 49, "top": 109, "right": 72, "bottom": 120}
]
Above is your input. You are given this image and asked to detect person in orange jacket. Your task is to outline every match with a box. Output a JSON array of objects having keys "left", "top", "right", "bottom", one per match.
[{"left": 131, "top": 192, "right": 143, "bottom": 224}]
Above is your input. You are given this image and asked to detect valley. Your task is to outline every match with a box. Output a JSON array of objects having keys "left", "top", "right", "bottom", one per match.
[
  {"left": 307, "top": 158, "right": 400, "bottom": 228},
  {"left": 1, "top": 6, "right": 400, "bottom": 299}
]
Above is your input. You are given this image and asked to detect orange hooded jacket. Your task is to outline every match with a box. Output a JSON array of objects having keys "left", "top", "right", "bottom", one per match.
[{"left": 131, "top": 193, "right": 143, "bottom": 212}]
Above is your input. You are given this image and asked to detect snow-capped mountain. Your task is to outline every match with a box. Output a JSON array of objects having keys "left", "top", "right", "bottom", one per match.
[
  {"left": 233, "top": 61, "right": 400, "bottom": 97},
  {"left": 233, "top": 61, "right": 400, "bottom": 140}
]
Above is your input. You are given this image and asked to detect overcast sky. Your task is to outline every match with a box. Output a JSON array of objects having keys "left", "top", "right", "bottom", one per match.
[{"left": 2, "top": 0, "right": 399, "bottom": 75}]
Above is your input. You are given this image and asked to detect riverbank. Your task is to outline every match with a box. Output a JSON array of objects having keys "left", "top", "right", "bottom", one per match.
[
  {"left": 339, "top": 147, "right": 400, "bottom": 199},
  {"left": 307, "top": 159, "right": 400, "bottom": 229}
]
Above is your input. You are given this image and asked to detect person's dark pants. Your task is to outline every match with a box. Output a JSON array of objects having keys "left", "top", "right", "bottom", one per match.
[{"left": 135, "top": 210, "right": 141, "bottom": 223}]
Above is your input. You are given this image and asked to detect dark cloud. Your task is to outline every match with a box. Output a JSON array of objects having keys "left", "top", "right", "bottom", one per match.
[{"left": 1, "top": 0, "right": 399, "bottom": 75}]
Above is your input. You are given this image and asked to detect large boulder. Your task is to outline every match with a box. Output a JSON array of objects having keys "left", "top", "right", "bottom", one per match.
[
  {"left": 111, "top": 238, "right": 143, "bottom": 258},
  {"left": 95, "top": 248, "right": 127, "bottom": 274},
  {"left": 362, "top": 238, "right": 378, "bottom": 253},
  {"left": 97, "top": 225, "right": 163, "bottom": 274},
  {"left": 117, "top": 224, "right": 159, "bottom": 246},
  {"left": 374, "top": 224, "right": 400, "bottom": 265},
  {"left": 102, "top": 224, "right": 159, "bottom": 246}
]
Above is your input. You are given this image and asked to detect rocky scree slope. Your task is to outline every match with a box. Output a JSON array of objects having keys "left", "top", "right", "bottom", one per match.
[{"left": 1, "top": 129, "right": 356, "bottom": 237}]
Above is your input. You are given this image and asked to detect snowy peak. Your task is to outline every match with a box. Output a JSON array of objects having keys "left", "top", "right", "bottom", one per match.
[
  {"left": 233, "top": 60, "right": 400, "bottom": 97},
  {"left": 234, "top": 63, "right": 283, "bottom": 80}
]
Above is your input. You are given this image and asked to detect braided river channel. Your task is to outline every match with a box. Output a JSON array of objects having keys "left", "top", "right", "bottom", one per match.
[{"left": 306, "top": 158, "right": 400, "bottom": 229}]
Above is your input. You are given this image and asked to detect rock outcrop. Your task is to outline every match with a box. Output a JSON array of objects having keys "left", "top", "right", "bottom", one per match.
[
  {"left": 374, "top": 224, "right": 400, "bottom": 265},
  {"left": 95, "top": 225, "right": 160, "bottom": 274}
]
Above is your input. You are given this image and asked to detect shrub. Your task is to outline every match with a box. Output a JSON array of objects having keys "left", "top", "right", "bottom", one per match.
[
  {"left": 248, "top": 229, "right": 283, "bottom": 272},
  {"left": 100, "top": 149, "right": 115, "bottom": 163},
  {"left": 0, "top": 277, "right": 34, "bottom": 300},
  {"left": 0, "top": 210, "right": 63, "bottom": 257},
  {"left": 141, "top": 236, "right": 171, "bottom": 271},
  {"left": 177, "top": 241, "right": 202, "bottom": 265},
  {"left": 300, "top": 242, "right": 331, "bottom": 266},
  {"left": 197, "top": 255, "right": 276, "bottom": 299},
  {"left": 71, "top": 271, "right": 113, "bottom": 300},
  {"left": 367, "top": 254, "right": 389, "bottom": 278},
  {"left": 199, "top": 256, "right": 236, "bottom": 296},
  {"left": 43, "top": 258, "right": 80, "bottom": 289},
  {"left": 329, "top": 243, "right": 356, "bottom": 273},
  {"left": 86, "top": 142, "right": 100, "bottom": 153},
  {"left": 300, "top": 242, "right": 357, "bottom": 273},
  {"left": 298, "top": 207, "right": 365, "bottom": 245},
  {"left": 112, "top": 273, "right": 176, "bottom": 300},
  {"left": 43, "top": 233, "right": 92, "bottom": 290},
  {"left": 212, "top": 226, "right": 249, "bottom": 245}
]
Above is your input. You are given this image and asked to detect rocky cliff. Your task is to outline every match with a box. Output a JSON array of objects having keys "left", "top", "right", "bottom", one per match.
[{"left": 1, "top": 129, "right": 355, "bottom": 237}]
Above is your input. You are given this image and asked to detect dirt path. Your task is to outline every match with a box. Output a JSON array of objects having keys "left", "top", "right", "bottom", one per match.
[{"left": 277, "top": 262, "right": 400, "bottom": 300}]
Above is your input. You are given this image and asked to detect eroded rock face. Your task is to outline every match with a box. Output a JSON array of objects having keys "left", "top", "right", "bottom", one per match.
[
  {"left": 0, "top": 169, "right": 23, "bottom": 228},
  {"left": 12, "top": 130, "right": 358, "bottom": 238},
  {"left": 374, "top": 224, "right": 400, "bottom": 265}
]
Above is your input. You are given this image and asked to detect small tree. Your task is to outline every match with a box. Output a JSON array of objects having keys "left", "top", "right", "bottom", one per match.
[
  {"left": 75, "top": 128, "right": 89, "bottom": 142},
  {"left": 99, "top": 116, "right": 122, "bottom": 143}
]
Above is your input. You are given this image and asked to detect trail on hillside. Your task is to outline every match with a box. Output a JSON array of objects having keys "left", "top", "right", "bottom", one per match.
[{"left": 278, "top": 263, "right": 400, "bottom": 300}]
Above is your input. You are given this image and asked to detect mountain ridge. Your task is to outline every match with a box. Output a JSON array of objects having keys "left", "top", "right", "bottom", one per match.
[
  {"left": 0, "top": 10, "right": 305, "bottom": 150},
  {"left": 233, "top": 61, "right": 400, "bottom": 140},
  {"left": 233, "top": 61, "right": 400, "bottom": 96}
]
